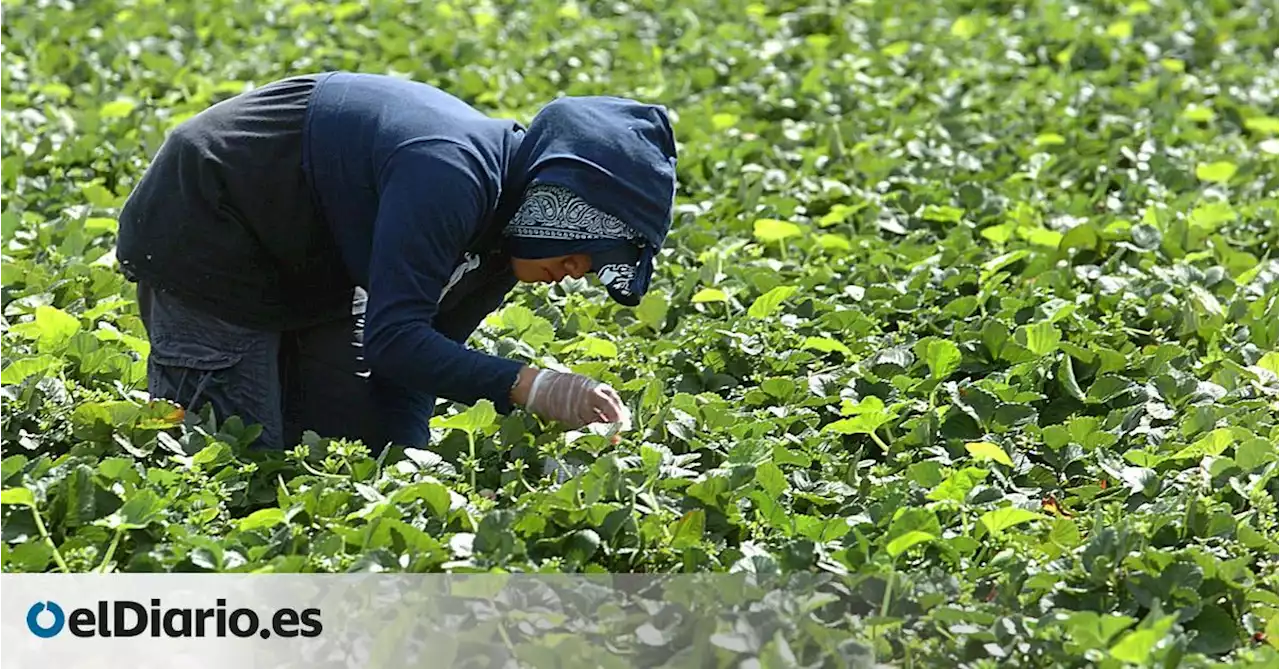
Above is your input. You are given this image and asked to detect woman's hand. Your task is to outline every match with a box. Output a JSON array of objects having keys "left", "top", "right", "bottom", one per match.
[{"left": 512, "top": 366, "right": 627, "bottom": 429}]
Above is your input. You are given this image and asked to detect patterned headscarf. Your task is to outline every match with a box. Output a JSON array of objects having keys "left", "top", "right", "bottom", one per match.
[
  {"left": 503, "top": 183, "right": 650, "bottom": 305},
  {"left": 505, "top": 183, "right": 644, "bottom": 247}
]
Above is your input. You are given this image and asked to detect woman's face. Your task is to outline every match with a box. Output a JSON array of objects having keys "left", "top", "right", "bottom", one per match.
[{"left": 510, "top": 254, "right": 593, "bottom": 284}]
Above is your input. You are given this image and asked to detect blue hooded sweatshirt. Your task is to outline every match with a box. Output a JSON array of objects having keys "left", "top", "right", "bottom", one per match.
[{"left": 301, "top": 72, "right": 676, "bottom": 419}]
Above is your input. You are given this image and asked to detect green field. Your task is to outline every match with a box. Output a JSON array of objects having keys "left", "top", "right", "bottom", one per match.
[{"left": 2, "top": 0, "right": 1278, "bottom": 665}]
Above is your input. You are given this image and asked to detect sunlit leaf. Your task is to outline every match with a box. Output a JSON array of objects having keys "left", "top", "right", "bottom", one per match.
[
  {"left": 748, "top": 286, "right": 797, "bottom": 319},
  {"left": 692, "top": 288, "right": 729, "bottom": 303},
  {"left": 950, "top": 16, "right": 980, "bottom": 40},
  {"left": 0, "top": 488, "right": 35, "bottom": 506},
  {"left": 753, "top": 219, "right": 803, "bottom": 243},
  {"left": 1195, "top": 161, "right": 1238, "bottom": 183},
  {"left": 980, "top": 507, "right": 1046, "bottom": 535},
  {"left": 966, "top": 441, "right": 1013, "bottom": 467}
]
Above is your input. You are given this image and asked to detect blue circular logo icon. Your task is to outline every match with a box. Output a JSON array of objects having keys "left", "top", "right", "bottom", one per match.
[{"left": 27, "top": 601, "right": 65, "bottom": 638}]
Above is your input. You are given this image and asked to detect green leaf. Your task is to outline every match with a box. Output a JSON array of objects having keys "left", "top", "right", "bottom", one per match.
[
  {"left": 1256, "top": 351, "right": 1279, "bottom": 375},
  {"left": 1022, "top": 227, "right": 1064, "bottom": 247},
  {"left": 966, "top": 441, "right": 1013, "bottom": 467},
  {"left": 881, "top": 41, "right": 911, "bottom": 57},
  {"left": 1048, "top": 518, "right": 1082, "bottom": 549},
  {"left": 923, "top": 339, "right": 962, "bottom": 380},
  {"left": 0, "top": 488, "right": 35, "bottom": 506},
  {"left": 103, "top": 489, "right": 164, "bottom": 530},
  {"left": 1195, "top": 161, "right": 1238, "bottom": 183},
  {"left": 979, "top": 507, "right": 1045, "bottom": 535},
  {"left": 927, "top": 467, "right": 988, "bottom": 503},
  {"left": 711, "top": 113, "right": 739, "bottom": 130},
  {"left": 565, "top": 336, "right": 618, "bottom": 358},
  {"left": 1171, "top": 427, "right": 1237, "bottom": 459},
  {"left": 1182, "top": 105, "right": 1215, "bottom": 122},
  {"left": 907, "top": 461, "right": 945, "bottom": 489},
  {"left": 1189, "top": 284, "right": 1225, "bottom": 317},
  {"left": 391, "top": 480, "right": 452, "bottom": 517},
  {"left": 431, "top": 400, "right": 497, "bottom": 434},
  {"left": 11, "top": 305, "right": 81, "bottom": 353},
  {"left": 1062, "top": 611, "right": 1135, "bottom": 650},
  {"left": 950, "top": 16, "right": 980, "bottom": 40},
  {"left": 942, "top": 296, "right": 979, "bottom": 318},
  {"left": 0, "top": 211, "right": 20, "bottom": 242},
  {"left": 1059, "top": 355, "right": 1086, "bottom": 402},
  {"left": 748, "top": 285, "right": 798, "bottom": 319},
  {"left": 99, "top": 98, "right": 137, "bottom": 118},
  {"left": 801, "top": 336, "right": 852, "bottom": 357},
  {"left": 816, "top": 233, "right": 851, "bottom": 252},
  {"left": 1016, "top": 321, "right": 1060, "bottom": 356},
  {"left": 1086, "top": 375, "right": 1137, "bottom": 404},
  {"left": 670, "top": 509, "right": 705, "bottom": 549},
  {"left": 692, "top": 288, "right": 729, "bottom": 303},
  {"left": 1236, "top": 437, "right": 1277, "bottom": 470},
  {"left": 1186, "top": 605, "right": 1239, "bottom": 655},
  {"left": 1189, "top": 201, "right": 1235, "bottom": 231},
  {"left": 1110, "top": 617, "right": 1176, "bottom": 664},
  {"left": 328, "top": 2, "right": 367, "bottom": 20},
  {"left": 888, "top": 508, "right": 942, "bottom": 540},
  {"left": 756, "top": 462, "right": 788, "bottom": 498},
  {"left": 0, "top": 358, "right": 62, "bottom": 383},
  {"left": 753, "top": 219, "right": 802, "bottom": 243},
  {"left": 561, "top": 528, "right": 601, "bottom": 564},
  {"left": 1245, "top": 116, "right": 1280, "bottom": 135},
  {"left": 1060, "top": 224, "right": 1100, "bottom": 252},
  {"left": 636, "top": 292, "right": 668, "bottom": 332},
  {"left": 982, "top": 222, "right": 1015, "bottom": 244},
  {"left": 760, "top": 377, "right": 796, "bottom": 400},
  {"left": 825, "top": 410, "right": 893, "bottom": 436},
  {"left": 239, "top": 508, "right": 286, "bottom": 531},
  {"left": 1034, "top": 133, "right": 1066, "bottom": 147},
  {"left": 886, "top": 530, "right": 936, "bottom": 558},
  {"left": 1106, "top": 19, "right": 1132, "bottom": 38},
  {"left": 496, "top": 304, "right": 554, "bottom": 349},
  {"left": 7, "top": 542, "right": 53, "bottom": 571},
  {"left": 981, "top": 249, "right": 1029, "bottom": 279},
  {"left": 922, "top": 205, "right": 965, "bottom": 224}
]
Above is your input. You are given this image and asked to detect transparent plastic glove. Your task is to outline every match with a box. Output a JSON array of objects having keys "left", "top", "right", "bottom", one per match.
[
  {"left": 588, "top": 399, "right": 633, "bottom": 443},
  {"left": 525, "top": 369, "right": 627, "bottom": 430}
]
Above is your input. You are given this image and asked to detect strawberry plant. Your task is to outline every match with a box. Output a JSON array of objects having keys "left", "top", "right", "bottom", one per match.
[{"left": 2, "top": 0, "right": 1277, "bottom": 665}]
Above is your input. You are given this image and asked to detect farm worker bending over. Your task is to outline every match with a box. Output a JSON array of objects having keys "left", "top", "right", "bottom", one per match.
[{"left": 115, "top": 72, "right": 677, "bottom": 451}]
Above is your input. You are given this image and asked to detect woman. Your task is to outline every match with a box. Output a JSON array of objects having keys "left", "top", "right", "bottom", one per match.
[{"left": 116, "top": 71, "right": 677, "bottom": 451}]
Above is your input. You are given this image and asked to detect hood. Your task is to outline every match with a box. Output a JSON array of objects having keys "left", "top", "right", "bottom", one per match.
[{"left": 505, "top": 95, "right": 678, "bottom": 254}]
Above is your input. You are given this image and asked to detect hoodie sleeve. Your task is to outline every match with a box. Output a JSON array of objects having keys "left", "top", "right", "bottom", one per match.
[{"left": 362, "top": 139, "right": 524, "bottom": 413}]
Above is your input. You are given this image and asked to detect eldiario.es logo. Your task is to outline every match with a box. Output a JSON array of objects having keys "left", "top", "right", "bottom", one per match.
[{"left": 26, "top": 599, "right": 322, "bottom": 639}]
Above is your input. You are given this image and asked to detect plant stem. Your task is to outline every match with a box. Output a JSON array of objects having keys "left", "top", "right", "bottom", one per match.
[
  {"left": 31, "top": 506, "right": 70, "bottom": 572},
  {"left": 467, "top": 432, "right": 477, "bottom": 491},
  {"left": 517, "top": 460, "right": 536, "bottom": 493},
  {"left": 880, "top": 568, "right": 895, "bottom": 618},
  {"left": 98, "top": 528, "right": 125, "bottom": 573},
  {"left": 496, "top": 617, "right": 517, "bottom": 654},
  {"left": 870, "top": 430, "right": 890, "bottom": 453},
  {"left": 299, "top": 461, "right": 348, "bottom": 480}
]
